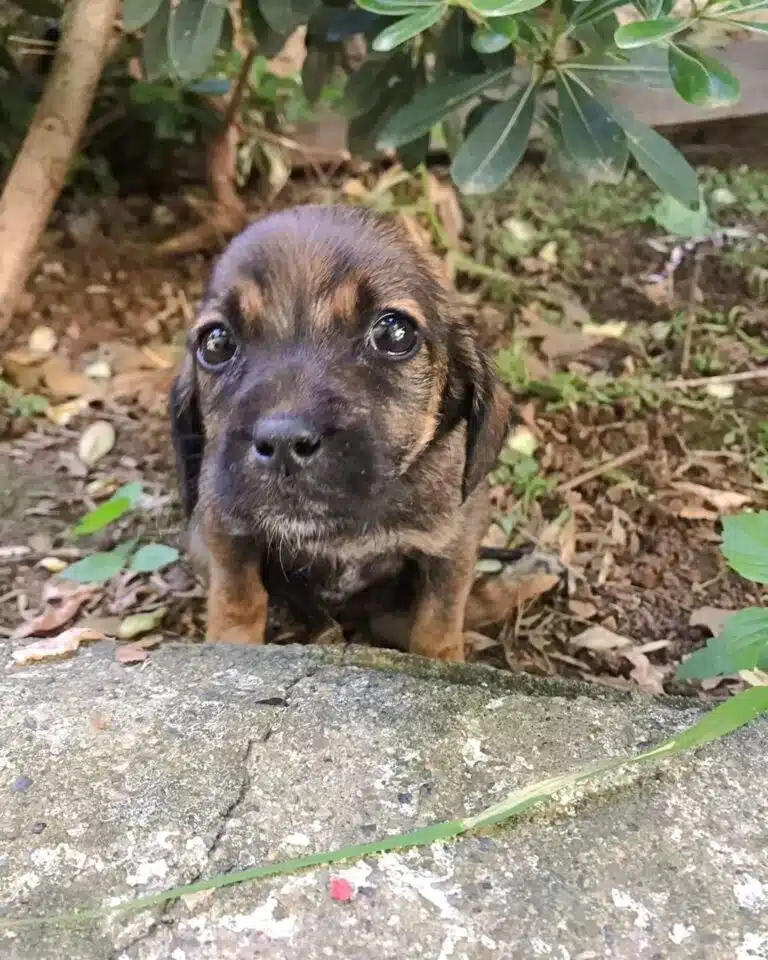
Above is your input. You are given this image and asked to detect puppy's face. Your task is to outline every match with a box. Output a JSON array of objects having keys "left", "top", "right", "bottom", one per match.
[{"left": 171, "top": 205, "right": 510, "bottom": 547}]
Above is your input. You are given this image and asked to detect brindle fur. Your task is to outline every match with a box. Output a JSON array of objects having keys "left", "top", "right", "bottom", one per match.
[{"left": 170, "top": 204, "right": 511, "bottom": 662}]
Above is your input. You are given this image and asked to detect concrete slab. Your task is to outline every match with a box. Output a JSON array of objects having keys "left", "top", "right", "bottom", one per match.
[{"left": 1, "top": 643, "right": 767, "bottom": 959}]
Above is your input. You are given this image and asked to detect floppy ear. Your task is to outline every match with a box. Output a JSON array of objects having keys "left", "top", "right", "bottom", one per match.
[
  {"left": 169, "top": 352, "right": 205, "bottom": 520},
  {"left": 461, "top": 346, "right": 513, "bottom": 501}
]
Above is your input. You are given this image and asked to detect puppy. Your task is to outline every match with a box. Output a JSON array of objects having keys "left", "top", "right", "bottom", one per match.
[{"left": 170, "top": 204, "right": 512, "bottom": 662}]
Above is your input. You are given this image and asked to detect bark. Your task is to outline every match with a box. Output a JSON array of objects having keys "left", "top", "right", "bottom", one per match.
[{"left": 0, "top": 0, "right": 120, "bottom": 334}]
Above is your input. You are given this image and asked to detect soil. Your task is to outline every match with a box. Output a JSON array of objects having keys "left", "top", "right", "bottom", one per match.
[{"left": 1, "top": 163, "right": 766, "bottom": 700}]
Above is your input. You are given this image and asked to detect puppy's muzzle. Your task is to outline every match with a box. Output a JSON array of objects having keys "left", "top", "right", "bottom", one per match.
[{"left": 252, "top": 413, "right": 324, "bottom": 476}]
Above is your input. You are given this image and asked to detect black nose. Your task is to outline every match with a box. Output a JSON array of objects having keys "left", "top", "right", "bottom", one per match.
[{"left": 252, "top": 415, "right": 322, "bottom": 472}]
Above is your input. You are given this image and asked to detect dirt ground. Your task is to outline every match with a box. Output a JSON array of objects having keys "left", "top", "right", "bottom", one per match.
[{"left": 1, "top": 160, "right": 766, "bottom": 700}]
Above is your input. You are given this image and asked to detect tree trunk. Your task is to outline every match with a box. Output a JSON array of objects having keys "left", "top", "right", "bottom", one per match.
[{"left": 0, "top": 0, "right": 120, "bottom": 334}]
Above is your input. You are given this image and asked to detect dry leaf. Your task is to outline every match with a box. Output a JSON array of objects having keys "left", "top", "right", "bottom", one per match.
[
  {"left": 507, "top": 426, "right": 537, "bottom": 456},
  {"left": 570, "top": 625, "right": 633, "bottom": 652},
  {"left": 671, "top": 481, "right": 752, "bottom": 514},
  {"left": 84, "top": 360, "right": 112, "bottom": 380},
  {"left": 12, "top": 628, "right": 104, "bottom": 665},
  {"left": 78, "top": 420, "right": 116, "bottom": 466},
  {"left": 740, "top": 669, "right": 768, "bottom": 687},
  {"left": 28, "top": 326, "right": 57, "bottom": 355},
  {"left": 12, "top": 590, "right": 93, "bottom": 639},
  {"left": 116, "top": 643, "right": 150, "bottom": 665},
  {"left": 569, "top": 599, "right": 597, "bottom": 620},
  {"left": 582, "top": 321, "right": 627, "bottom": 338},
  {"left": 689, "top": 606, "right": 736, "bottom": 635},
  {"left": 537, "top": 240, "right": 558, "bottom": 266},
  {"left": 119, "top": 606, "right": 168, "bottom": 639},
  {"left": 623, "top": 649, "right": 667, "bottom": 696},
  {"left": 427, "top": 174, "right": 464, "bottom": 245},
  {"left": 38, "top": 556, "right": 69, "bottom": 573},
  {"left": 41, "top": 357, "right": 92, "bottom": 399},
  {"left": 45, "top": 397, "right": 88, "bottom": 427}
]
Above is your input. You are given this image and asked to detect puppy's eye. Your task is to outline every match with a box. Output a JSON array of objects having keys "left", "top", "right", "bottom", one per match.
[
  {"left": 368, "top": 311, "right": 420, "bottom": 359},
  {"left": 197, "top": 324, "right": 237, "bottom": 369}
]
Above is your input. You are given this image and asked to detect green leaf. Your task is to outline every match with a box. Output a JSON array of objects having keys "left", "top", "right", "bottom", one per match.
[
  {"left": 665, "top": 686, "right": 768, "bottom": 752},
  {"left": 438, "top": 9, "right": 487, "bottom": 75},
  {"left": 168, "top": 0, "right": 228, "bottom": 82},
  {"left": 73, "top": 482, "right": 143, "bottom": 538},
  {"left": 129, "top": 543, "right": 180, "bottom": 573},
  {"left": 396, "top": 132, "right": 431, "bottom": 169},
  {"left": 668, "top": 43, "right": 740, "bottom": 106},
  {"left": 378, "top": 68, "right": 511, "bottom": 149},
  {"left": 722, "top": 510, "right": 768, "bottom": 583},
  {"left": 356, "top": 0, "right": 435, "bottom": 14},
  {"left": 468, "top": 0, "right": 545, "bottom": 12},
  {"left": 471, "top": 20, "right": 517, "bottom": 52},
  {"left": 568, "top": 47, "right": 674, "bottom": 90},
  {"left": 123, "top": 0, "right": 164, "bottom": 31},
  {"left": 7, "top": 0, "right": 61, "bottom": 16},
  {"left": 557, "top": 71, "right": 628, "bottom": 182},
  {"left": 650, "top": 191, "right": 714, "bottom": 237},
  {"left": 301, "top": 47, "right": 336, "bottom": 103},
  {"left": 614, "top": 17, "right": 689, "bottom": 48},
  {"left": 727, "top": 17, "right": 768, "bottom": 34},
  {"left": 676, "top": 608, "right": 768, "bottom": 680},
  {"left": 142, "top": 0, "right": 171, "bottom": 80},
  {"left": 605, "top": 101, "right": 699, "bottom": 208},
  {"left": 372, "top": 6, "right": 443, "bottom": 51},
  {"left": 451, "top": 80, "right": 537, "bottom": 194},
  {"left": 258, "top": 0, "right": 320, "bottom": 34},
  {"left": 571, "top": 0, "right": 629, "bottom": 26},
  {"left": 59, "top": 547, "right": 131, "bottom": 584},
  {"left": 341, "top": 57, "right": 400, "bottom": 118}
]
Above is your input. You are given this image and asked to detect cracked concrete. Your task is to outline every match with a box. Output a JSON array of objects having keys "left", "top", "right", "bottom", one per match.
[{"left": 1, "top": 642, "right": 767, "bottom": 959}]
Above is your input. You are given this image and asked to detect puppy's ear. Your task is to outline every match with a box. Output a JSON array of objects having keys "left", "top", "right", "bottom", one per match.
[
  {"left": 453, "top": 331, "right": 512, "bottom": 500},
  {"left": 169, "top": 352, "right": 204, "bottom": 520}
]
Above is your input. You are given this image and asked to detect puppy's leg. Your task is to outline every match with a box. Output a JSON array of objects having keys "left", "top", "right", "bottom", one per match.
[
  {"left": 206, "top": 533, "right": 268, "bottom": 645},
  {"left": 408, "top": 492, "right": 488, "bottom": 663},
  {"left": 408, "top": 554, "right": 475, "bottom": 662}
]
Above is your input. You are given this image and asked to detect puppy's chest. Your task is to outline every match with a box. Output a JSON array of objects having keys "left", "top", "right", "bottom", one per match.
[{"left": 262, "top": 548, "right": 414, "bottom": 624}]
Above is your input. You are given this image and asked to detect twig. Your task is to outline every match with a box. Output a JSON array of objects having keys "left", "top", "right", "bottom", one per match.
[
  {"left": 665, "top": 369, "right": 768, "bottom": 390},
  {"left": 556, "top": 444, "right": 650, "bottom": 494},
  {"left": 680, "top": 255, "right": 702, "bottom": 375}
]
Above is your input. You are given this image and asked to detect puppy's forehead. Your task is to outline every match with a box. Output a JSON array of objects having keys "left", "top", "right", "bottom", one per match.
[{"left": 203, "top": 206, "right": 444, "bottom": 335}]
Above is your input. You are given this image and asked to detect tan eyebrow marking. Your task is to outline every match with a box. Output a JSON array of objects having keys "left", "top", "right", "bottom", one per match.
[{"left": 235, "top": 279, "right": 265, "bottom": 332}]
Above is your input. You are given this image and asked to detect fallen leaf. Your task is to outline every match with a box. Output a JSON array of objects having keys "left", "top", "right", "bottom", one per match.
[
  {"left": 623, "top": 649, "right": 667, "bottom": 696},
  {"left": 12, "top": 589, "right": 93, "bottom": 639},
  {"left": 38, "top": 556, "right": 69, "bottom": 573},
  {"left": 689, "top": 606, "right": 736, "bottom": 635},
  {"left": 12, "top": 628, "right": 104, "bottom": 665},
  {"left": 582, "top": 320, "right": 627, "bottom": 338},
  {"left": 678, "top": 506, "right": 719, "bottom": 521},
  {"left": 0, "top": 545, "right": 31, "bottom": 560},
  {"left": 45, "top": 397, "right": 88, "bottom": 426},
  {"left": 671, "top": 481, "right": 752, "bottom": 515},
  {"left": 706, "top": 382, "right": 735, "bottom": 400},
  {"left": 78, "top": 420, "right": 116, "bottom": 466},
  {"left": 84, "top": 360, "right": 112, "bottom": 380},
  {"left": 41, "top": 357, "right": 92, "bottom": 399},
  {"left": 116, "top": 643, "right": 150, "bottom": 665},
  {"left": 537, "top": 240, "right": 558, "bottom": 266},
  {"left": 28, "top": 326, "right": 57, "bottom": 355},
  {"left": 427, "top": 173, "right": 464, "bottom": 245},
  {"left": 570, "top": 625, "right": 633, "bottom": 652},
  {"left": 740, "top": 669, "right": 768, "bottom": 687},
  {"left": 119, "top": 606, "right": 168, "bottom": 639},
  {"left": 507, "top": 426, "right": 537, "bottom": 457},
  {"left": 569, "top": 599, "right": 597, "bottom": 620}
]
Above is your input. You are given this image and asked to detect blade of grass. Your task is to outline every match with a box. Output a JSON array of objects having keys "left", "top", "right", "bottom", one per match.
[{"left": 2, "top": 688, "right": 765, "bottom": 931}]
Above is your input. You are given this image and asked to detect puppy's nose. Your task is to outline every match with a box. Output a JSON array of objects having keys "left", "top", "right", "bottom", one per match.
[{"left": 252, "top": 415, "right": 322, "bottom": 472}]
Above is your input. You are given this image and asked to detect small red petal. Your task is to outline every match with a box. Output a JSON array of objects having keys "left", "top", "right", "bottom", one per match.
[{"left": 329, "top": 877, "right": 355, "bottom": 902}]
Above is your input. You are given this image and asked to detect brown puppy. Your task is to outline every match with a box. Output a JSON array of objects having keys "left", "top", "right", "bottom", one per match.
[{"left": 170, "top": 204, "right": 511, "bottom": 662}]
